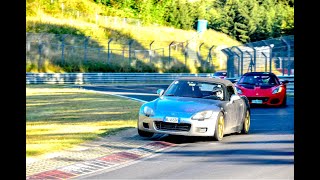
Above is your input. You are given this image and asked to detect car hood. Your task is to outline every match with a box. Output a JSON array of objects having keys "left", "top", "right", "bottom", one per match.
[
  {"left": 147, "top": 96, "right": 221, "bottom": 116},
  {"left": 236, "top": 84, "right": 279, "bottom": 96}
]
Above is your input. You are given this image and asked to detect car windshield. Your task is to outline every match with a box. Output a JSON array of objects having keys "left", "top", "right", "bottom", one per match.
[
  {"left": 238, "top": 74, "right": 279, "bottom": 86},
  {"left": 164, "top": 80, "right": 225, "bottom": 100},
  {"left": 214, "top": 72, "right": 227, "bottom": 76}
]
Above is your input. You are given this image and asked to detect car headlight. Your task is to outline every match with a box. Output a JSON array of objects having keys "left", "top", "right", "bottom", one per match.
[
  {"left": 235, "top": 87, "right": 242, "bottom": 94},
  {"left": 192, "top": 110, "right": 213, "bottom": 120},
  {"left": 272, "top": 86, "right": 284, "bottom": 94},
  {"left": 143, "top": 106, "right": 154, "bottom": 117}
]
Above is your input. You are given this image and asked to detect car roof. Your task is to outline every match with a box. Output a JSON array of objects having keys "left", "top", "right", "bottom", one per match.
[
  {"left": 176, "top": 77, "right": 234, "bottom": 86},
  {"left": 214, "top": 71, "right": 227, "bottom": 73},
  {"left": 242, "top": 72, "right": 276, "bottom": 76}
]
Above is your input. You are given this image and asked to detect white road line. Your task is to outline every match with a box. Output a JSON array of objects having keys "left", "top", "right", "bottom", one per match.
[{"left": 82, "top": 89, "right": 148, "bottom": 103}]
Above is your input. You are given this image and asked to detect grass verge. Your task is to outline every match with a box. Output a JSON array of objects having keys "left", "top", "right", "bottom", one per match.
[{"left": 26, "top": 84, "right": 142, "bottom": 158}]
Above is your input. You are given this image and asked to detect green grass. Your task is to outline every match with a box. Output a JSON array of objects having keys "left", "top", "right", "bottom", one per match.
[{"left": 26, "top": 84, "right": 142, "bottom": 157}]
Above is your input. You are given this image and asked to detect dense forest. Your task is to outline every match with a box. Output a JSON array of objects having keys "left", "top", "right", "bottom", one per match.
[{"left": 93, "top": 0, "right": 294, "bottom": 43}]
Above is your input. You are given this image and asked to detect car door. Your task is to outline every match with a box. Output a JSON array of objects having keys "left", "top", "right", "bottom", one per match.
[
  {"left": 226, "top": 85, "right": 243, "bottom": 129},
  {"left": 233, "top": 86, "right": 246, "bottom": 127},
  {"left": 221, "top": 85, "right": 236, "bottom": 133}
]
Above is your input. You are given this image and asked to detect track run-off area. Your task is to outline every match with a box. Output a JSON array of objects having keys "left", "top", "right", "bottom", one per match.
[{"left": 75, "top": 84, "right": 294, "bottom": 179}]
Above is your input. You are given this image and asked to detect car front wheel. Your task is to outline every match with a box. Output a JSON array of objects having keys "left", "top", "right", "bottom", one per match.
[
  {"left": 138, "top": 129, "right": 154, "bottom": 137},
  {"left": 241, "top": 110, "right": 250, "bottom": 134},
  {"left": 213, "top": 112, "right": 225, "bottom": 141}
]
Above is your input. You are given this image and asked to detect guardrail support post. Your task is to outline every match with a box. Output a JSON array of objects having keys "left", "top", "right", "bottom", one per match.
[
  {"left": 288, "top": 45, "right": 292, "bottom": 75},
  {"left": 253, "top": 47, "right": 256, "bottom": 72},
  {"left": 222, "top": 48, "right": 235, "bottom": 78},
  {"left": 38, "top": 42, "right": 43, "bottom": 69},
  {"left": 244, "top": 51, "right": 253, "bottom": 72},
  {"left": 97, "top": 48, "right": 101, "bottom": 61},
  {"left": 281, "top": 51, "right": 285, "bottom": 76},
  {"left": 246, "top": 44, "right": 256, "bottom": 72},
  {"left": 168, "top": 41, "right": 174, "bottom": 64},
  {"left": 262, "top": 41, "right": 274, "bottom": 73},
  {"left": 231, "top": 46, "right": 244, "bottom": 76},
  {"left": 261, "top": 52, "right": 267, "bottom": 72},
  {"left": 207, "top": 45, "right": 215, "bottom": 70},
  {"left": 107, "top": 38, "right": 113, "bottom": 63},
  {"left": 128, "top": 40, "right": 134, "bottom": 64},
  {"left": 281, "top": 38, "right": 291, "bottom": 76},
  {"left": 84, "top": 36, "right": 90, "bottom": 64},
  {"left": 149, "top": 40, "right": 154, "bottom": 63},
  {"left": 232, "top": 52, "right": 240, "bottom": 77},
  {"left": 184, "top": 41, "right": 189, "bottom": 66},
  {"left": 198, "top": 42, "right": 204, "bottom": 58},
  {"left": 60, "top": 34, "right": 68, "bottom": 64}
]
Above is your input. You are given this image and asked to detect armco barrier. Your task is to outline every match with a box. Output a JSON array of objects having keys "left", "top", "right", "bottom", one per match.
[
  {"left": 26, "top": 73, "right": 217, "bottom": 84},
  {"left": 26, "top": 73, "right": 294, "bottom": 94}
]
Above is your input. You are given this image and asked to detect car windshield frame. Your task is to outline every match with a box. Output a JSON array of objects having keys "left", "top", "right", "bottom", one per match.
[
  {"left": 163, "top": 80, "right": 227, "bottom": 101},
  {"left": 238, "top": 74, "right": 280, "bottom": 86}
]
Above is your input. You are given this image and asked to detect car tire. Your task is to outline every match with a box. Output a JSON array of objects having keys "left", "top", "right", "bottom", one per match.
[
  {"left": 280, "top": 95, "right": 287, "bottom": 107},
  {"left": 241, "top": 110, "right": 250, "bottom": 134},
  {"left": 213, "top": 112, "right": 225, "bottom": 141},
  {"left": 138, "top": 129, "right": 154, "bottom": 137}
]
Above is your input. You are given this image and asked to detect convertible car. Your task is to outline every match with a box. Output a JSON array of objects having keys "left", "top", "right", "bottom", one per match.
[
  {"left": 137, "top": 77, "right": 251, "bottom": 141},
  {"left": 234, "top": 72, "right": 289, "bottom": 107}
]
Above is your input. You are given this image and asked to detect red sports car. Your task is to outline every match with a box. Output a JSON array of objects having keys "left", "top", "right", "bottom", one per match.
[{"left": 235, "top": 72, "right": 289, "bottom": 107}]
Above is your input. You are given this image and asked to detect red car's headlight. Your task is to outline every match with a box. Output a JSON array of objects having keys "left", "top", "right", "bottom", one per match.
[{"left": 272, "top": 86, "right": 284, "bottom": 94}]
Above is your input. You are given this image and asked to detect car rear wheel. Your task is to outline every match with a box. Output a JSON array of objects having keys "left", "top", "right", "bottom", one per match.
[
  {"left": 138, "top": 129, "right": 154, "bottom": 137},
  {"left": 213, "top": 112, "right": 225, "bottom": 141},
  {"left": 241, "top": 110, "right": 250, "bottom": 134}
]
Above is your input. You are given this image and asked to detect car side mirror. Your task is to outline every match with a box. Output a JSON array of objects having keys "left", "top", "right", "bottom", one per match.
[
  {"left": 230, "top": 94, "right": 241, "bottom": 103},
  {"left": 282, "top": 80, "right": 289, "bottom": 84},
  {"left": 156, "top": 89, "right": 164, "bottom": 96}
]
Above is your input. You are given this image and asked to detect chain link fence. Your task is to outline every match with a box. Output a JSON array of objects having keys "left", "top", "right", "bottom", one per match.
[
  {"left": 26, "top": 32, "right": 216, "bottom": 72},
  {"left": 27, "top": 33, "right": 293, "bottom": 74},
  {"left": 222, "top": 35, "right": 294, "bottom": 78}
]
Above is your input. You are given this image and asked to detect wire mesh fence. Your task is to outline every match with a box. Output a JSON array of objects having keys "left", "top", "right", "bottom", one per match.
[
  {"left": 26, "top": 32, "right": 293, "bottom": 74},
  {"left": 26, "top": 32, "right": 215, "bottom": 72},
  {"left": 27, "top": 33, "right": 167, "bottom": 65},
  {"left": 222, "top": 35, "right": 294, "bottom": 77}
]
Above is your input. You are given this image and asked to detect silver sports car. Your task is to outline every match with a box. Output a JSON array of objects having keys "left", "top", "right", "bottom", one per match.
[{"left": 137, "top": 77, "right": 251, "bottom": 141}]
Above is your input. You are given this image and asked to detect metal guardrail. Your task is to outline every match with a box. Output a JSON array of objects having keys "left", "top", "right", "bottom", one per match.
[
  {"left": 26, "top": 73, "right": 216, "bottom": 84},
  {"left": 26, "top": 73, "right": 294, "bottom": 94}
]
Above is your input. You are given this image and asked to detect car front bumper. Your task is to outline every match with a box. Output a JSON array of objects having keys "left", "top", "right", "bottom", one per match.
[
  {"left": 247, "top": 92, "right": 286, "bottom": 106},
  {"left": 138, "top": 113, "right": 218, "bottom": 136}
]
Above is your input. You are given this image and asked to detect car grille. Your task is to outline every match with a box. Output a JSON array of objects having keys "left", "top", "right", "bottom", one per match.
[
  {"left": 154, "top": 121, "right": 191, "bottom": 132},
  {"left": 247, "top": 97, "right": 269, "bottom": 102}
]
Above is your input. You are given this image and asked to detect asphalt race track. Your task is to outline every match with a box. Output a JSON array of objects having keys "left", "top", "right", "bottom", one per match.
[{"left": 78, "top": 84, "right": 294, "bottom": 179}]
